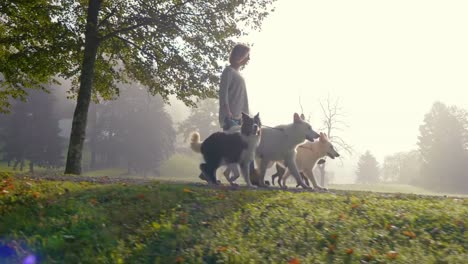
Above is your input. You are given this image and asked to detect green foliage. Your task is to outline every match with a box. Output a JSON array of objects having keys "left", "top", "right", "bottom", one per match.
[
  {"left": 355, "top": 150, "right": 380, "bottom": 184},
  {"left": 0, "top": 0, "right": 77, "bottom": 112},
  {"left": 0, "top": 0, "right": 278, "bottom": 112},
  {"left": 1, "top": 176, "right": 467, "bottom": 263},
  {"left": 178, "top": 98, "right": 220, "bottom": 142}
]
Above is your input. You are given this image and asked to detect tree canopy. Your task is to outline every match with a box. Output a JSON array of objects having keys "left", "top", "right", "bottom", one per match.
[
  {"left": 0, "top": 0, "right": 277, "bottom": 109},
  {"left": 177, "top": 98, "right": 219, "bottom": 142},
  {"left": 1, "top": 0, "right": 277, "bottom": 174}
]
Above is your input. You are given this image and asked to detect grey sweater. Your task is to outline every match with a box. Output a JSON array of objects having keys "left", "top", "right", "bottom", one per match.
[{"left": 218, "top": 66, "right": 250, "bottom": 127}]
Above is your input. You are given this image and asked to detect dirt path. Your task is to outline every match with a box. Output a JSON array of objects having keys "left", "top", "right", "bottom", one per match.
[
  {"left": 11, "top": 172, "right": 463, "bottom": 199},
  {"left": 13, "top": 172, "right": 327, "bottom": 192}
]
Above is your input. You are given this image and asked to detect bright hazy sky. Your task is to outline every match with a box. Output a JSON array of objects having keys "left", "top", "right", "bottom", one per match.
[
  {"left": 238, "top": 0, "right": 468, "bottom": 164},
  {"left": 168, "top": 0, "right": 468, "bottom": 182}
]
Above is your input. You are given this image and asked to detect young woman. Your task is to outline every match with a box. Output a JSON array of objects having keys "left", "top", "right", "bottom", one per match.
[{"left": 218, "top": 43, "right": 251, "bottom": 130}]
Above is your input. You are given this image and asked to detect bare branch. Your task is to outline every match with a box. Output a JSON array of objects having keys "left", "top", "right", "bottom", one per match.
[{"left": 98, "top": 6, "right": 119, "bottom": 28}]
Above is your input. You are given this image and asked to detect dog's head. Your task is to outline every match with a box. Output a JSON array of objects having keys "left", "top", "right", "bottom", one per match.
[
  {"left": 318, "top": 132, "right": 340, "bottom": 159},
  {"left": 241, "top": 112, "right": 261, "bottom": 137},
  {"left": 293, "top": 113, "right": 320, "bottom": 142}
]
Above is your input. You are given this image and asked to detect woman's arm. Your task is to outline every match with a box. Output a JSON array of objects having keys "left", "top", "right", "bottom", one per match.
[{"left": 219, "top": 68, "right": 233, "bottom": 118}]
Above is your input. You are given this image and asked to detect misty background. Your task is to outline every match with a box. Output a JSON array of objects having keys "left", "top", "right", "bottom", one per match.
[{"left": 1, "top": 0, "right": 468, "bottom": 194}]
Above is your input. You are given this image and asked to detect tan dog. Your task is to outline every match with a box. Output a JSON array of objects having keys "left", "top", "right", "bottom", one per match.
[{"left": 277, "top": 132, "right": 340, "bottom": 190}]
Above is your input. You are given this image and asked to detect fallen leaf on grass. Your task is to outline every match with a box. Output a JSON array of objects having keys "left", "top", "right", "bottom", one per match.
[
  {"left": 386, "top": 250, "right": 398, "bottom": 259},
  {"left": 288, "top": 257, "right": 300, "bottom": 264},
  {"left": 338, "top": 213, "right": 346, "bottom": 220},
  {"left": 402, "top": 230, "right": 416, "bottom": 239},
  {"left": 216, "top": 246, "right": 228, "bottom": 252}
]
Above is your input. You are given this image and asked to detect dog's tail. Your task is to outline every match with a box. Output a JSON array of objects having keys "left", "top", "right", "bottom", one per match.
[{"left": 190, "top": 132, "right": 202, "bottom": 153}]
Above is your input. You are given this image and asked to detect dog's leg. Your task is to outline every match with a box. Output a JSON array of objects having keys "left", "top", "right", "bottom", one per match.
[
  {"left": 296, "top": 172, "right": 310, "bottom": 188},
  {"left": 239, "top": 161, "right": 256, "bottom": 188},
  {"left": 256, "top": 158, "right": 269, "bottom": 187},
  {"left": 223, "top": 166, "right": 232, "bottom": 181},
  {"left": 228, "top": 164, "right": 241, "bottom": 186},
  {"left": 303, "top": 172, "right": 311, "bottom": 187},
  {"left": 198, "top": 172, "right": 208, "bottom": 182},
  {"left": 271, "top": 163, "right": 285, "bottom": 186},
  {"left": 285, "top": 156, "right": 311, "bottom": 189},
  {"left": 304, "top": 169, "right": 327, "bottom": 191},
  {"left": 281, "top": 169, "right": 290, "bottom": 189},
  {"left": 200, "top": 164, "right": 216, "bottom": 184},
  {"left": 200, "top": 157, "right": 221, "bottom": 185},
  {"left": 271, "top": 167, "right": 279, "bottom": 186}
]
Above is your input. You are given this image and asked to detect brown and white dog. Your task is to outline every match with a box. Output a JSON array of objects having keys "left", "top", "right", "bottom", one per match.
[{"left": 275, "top": 132, "right": 340, "bottom": 190}]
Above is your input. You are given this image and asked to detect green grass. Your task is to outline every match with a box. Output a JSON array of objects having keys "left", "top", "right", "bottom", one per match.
[
  {"left": 1, "top": 171, "right": 467, "bottom": 263},
  {"left": 0, "top": 162, "right": 14, "bottom": 172},
  {"left": 83, "top": 153, "right": 208, "bottom": 183},
  {"left": 0, "top": 161, "right": 53, "bottom": 174},
  {"left": 329, "top": 183, "right": 468, "bottom": 197}
]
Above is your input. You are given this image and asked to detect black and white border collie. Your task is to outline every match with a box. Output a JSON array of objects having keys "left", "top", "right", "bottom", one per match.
[{"left": 190, "top": 112, "right": 261, "bottom": 187}]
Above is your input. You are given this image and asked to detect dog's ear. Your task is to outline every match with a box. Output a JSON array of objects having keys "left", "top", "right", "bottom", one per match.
[
  {"left": 254, "top": 112, "right": 261, "bottom": 125},
  {"left": 319, "top": 132, "right": 326, "bottom": 141},
  {"left": 293, "top": 113, "right": 302, "bottom": 123},
  {"left": 300, "top": 113, "right": 305, "bottom": 120},
  {"left": 241, "top": 112, "right": 249, "bottom": 120}
]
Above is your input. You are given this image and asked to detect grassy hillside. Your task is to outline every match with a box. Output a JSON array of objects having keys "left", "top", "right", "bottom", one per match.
[{"left": 1, "top": 171, "right": 466, "bottom": 263}]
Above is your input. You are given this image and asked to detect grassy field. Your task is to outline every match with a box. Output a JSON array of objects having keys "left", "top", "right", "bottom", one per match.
[
  {"left": 0, "top": 170, "right": 467, "bottom": 264},
  {"left": 4, "top": 154, "right": 465, "bottom": 197},
  {"left": 81, "top": 153, "right": 203, "bottom": 182}
]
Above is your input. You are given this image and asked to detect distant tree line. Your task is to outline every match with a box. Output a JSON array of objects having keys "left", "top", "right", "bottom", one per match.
[
  {"left": 0, "top": 89, "right": 63, "bottom": 172},
  {"left": 0, "top": 83, "right": 176, "bottom": 176},
  {"left": 356, "top": 102, "right": 468, "bottom": 194}
]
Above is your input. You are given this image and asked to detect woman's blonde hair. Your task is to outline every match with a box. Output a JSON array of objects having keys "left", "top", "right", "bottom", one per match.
[{"left": 229, "top": 43, "right": 250, "bottom": 65}]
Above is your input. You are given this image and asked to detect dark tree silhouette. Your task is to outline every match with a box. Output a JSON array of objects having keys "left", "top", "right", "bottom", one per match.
[
  {"left": 1, "top": 90, "right": 63, "bottom": 172},
  {"left": 85, "top": 84, "right": 175, "bottom": 175}
]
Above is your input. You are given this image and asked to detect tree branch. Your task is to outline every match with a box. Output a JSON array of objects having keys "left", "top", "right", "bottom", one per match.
[{"left": 99, "top": 18, "right": 154, "bottom": 42}]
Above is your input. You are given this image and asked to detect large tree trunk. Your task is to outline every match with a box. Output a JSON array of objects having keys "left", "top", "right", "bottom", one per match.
[
  {"left": 29, "top": 162, "right": 34, "bottom": 174},
  {"left": 64, "top": 0, "right": 101, "bottom": 175}
]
